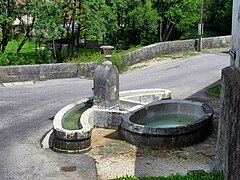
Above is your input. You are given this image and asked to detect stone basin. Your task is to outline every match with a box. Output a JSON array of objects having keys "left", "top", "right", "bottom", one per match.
[
  {"left": 51, "top": 89, "right": 172, "bottom": 153},
  {"left": 52, "top": 98, "right": 94, "bottom": 153},
  {"left": 120, "top": 99, "right": 213, "bottom": 149}
]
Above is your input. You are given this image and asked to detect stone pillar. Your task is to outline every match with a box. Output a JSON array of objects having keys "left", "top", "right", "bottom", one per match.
[
  {"left": 93, "top": 46, "right": 119, "bottom": 110},
  {"left": 214, "top": 67, "right": 240, "bottom": 180},
  {"left": 214, "top": 1, "right": 240, "bottom": 179}
]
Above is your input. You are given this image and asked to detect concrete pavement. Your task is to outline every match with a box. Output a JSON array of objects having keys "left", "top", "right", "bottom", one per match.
[{"left": 0, "top": 52, "right": 229, "bottom": 179}]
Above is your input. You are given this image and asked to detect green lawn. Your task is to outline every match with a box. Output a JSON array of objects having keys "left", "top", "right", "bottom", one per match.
[{"left": 0, "top": 39, "right": 50, "bottom": 66}]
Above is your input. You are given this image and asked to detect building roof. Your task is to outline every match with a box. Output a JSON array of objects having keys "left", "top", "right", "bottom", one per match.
[{"left": 16, "top": 0, "right": 25, "bottom": 5}]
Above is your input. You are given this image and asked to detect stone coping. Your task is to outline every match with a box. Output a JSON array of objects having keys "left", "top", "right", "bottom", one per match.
[{"left": 120, "top": 89, "right": 171, "bottom": 103}]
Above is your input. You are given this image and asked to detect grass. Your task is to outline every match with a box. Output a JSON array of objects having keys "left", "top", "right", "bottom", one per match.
[
  {"left": 0, "top": 38, "right": 53, "bottom": 66},
  {"left": 207, "top": 85, "right": 221, "bottom": 96},
  {"left": 114, "top": 170, "right": 224, "bottom": 180}
]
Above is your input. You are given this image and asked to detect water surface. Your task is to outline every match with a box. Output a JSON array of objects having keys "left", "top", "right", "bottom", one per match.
[
  {"left": 137, "top": 113, "right": 199, "bottom": 128},
  {"left": 62, "top": 103, "right": 92, "bottom": 130}
]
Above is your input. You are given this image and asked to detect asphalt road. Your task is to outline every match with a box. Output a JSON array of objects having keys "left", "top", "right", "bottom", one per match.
[{"left": 0, "top": 52, "right": 229, "bottom": 180}]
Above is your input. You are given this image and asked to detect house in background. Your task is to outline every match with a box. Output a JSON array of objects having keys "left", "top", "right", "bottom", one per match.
[{"left": 13, "top": 0, "right": 33, "bottom": 27}]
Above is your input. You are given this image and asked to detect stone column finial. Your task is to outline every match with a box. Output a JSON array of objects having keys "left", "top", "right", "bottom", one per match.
[{"left": 100, "top": 46, "right": 114, "bottom": 65}]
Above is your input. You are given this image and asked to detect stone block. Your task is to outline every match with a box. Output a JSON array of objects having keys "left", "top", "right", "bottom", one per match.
[
  {"left": 40, "top": 63, "right": 78, "bottom": 79},
  {"left": 5, "top": 65, "right": 40, "bottom": 82},
  {"left": 77, "top": 62, "right": 98, "bottom": 79}
]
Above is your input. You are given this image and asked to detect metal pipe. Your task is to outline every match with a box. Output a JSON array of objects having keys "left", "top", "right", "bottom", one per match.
[{"left": 198, "top": 0, "right": 204, "bottom": 51}]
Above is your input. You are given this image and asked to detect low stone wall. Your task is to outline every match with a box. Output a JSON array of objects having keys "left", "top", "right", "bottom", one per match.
[
  {"left": 0, "top": 62, "right": 98, "bottom": 83},
  {"left": 122, "top": 36, "right": 231, "bottom": 65},
  {"left": 0, "top": 36, "right": 231, "bottom": 83}
]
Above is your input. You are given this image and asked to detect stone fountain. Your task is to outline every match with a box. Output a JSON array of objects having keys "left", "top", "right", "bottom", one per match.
[{"left": 51, "top": 45, "right": 212, "bottom": 153}]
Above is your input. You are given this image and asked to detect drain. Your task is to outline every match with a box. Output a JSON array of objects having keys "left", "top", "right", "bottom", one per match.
[{"left": 60, "top": 166, "right": 77, "bottom": 172}]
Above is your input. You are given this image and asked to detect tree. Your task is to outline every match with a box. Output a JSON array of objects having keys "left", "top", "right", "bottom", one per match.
[
  {"left": 204, "top": 0, "right": 232, "bottom": 34},
  {"left": 82, "top": 0, "right": 107, "bottom": 40},
  {"left": 33, "top": 0, "right": 67, "bottom": 61},
  {"left": 104, "top": 0, "right": 158, "bottom": 46},
  {"left": 0, "top": 0, "right": 19, "bottom": 52},
  {"left": 152, "top": 0, "right": 201, "bottom": 41},
  {"left": 16, "top": 0, "right": 35, "bottom": 53},
  {"left": 125, "top": 0, "right": 158, "bottom": 45},
  {"left": 0, "top": 0, "right": 36, "bottom": 53}
]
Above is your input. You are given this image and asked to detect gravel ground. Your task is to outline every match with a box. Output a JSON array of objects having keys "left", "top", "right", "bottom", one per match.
[{"left": 86, "top": 94, "right": 220, "bottom": 180}]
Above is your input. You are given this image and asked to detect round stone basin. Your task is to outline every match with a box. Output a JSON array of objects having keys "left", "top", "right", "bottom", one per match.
[{"left": 120, "top": 99, "right": 213, "bottom": 149}]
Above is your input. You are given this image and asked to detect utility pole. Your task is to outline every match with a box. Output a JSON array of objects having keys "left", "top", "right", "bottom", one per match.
[{"left": 198, "top": 0, "right": 204, "bottom": 51}]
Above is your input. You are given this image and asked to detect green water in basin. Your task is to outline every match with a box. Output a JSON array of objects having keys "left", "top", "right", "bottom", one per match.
[
  {"left": 137, "top": 113, "right": 199, "bottom": 128},
  {"left": 62, "top": 103, "right": 92, "bottom": 130}
]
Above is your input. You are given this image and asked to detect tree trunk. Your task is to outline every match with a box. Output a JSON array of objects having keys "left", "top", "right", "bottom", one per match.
[
  {"left": 165, "top": 24, "right": 174, "bottom": 41},
  {"left": 17, "top": 17, "right": 35, "bottom": 53},
  {"left": 1, "top": 24, "right": 9, "bottom": 53},
  {"left": 157, "top": 19, "right": 163, "bottom": 42},
  {"left": 57, "top": 10, "right": 69, "bottom": 63},
  {"left": 70, "top": 0, "right": 77, "bottom": 56},
  {"left": 52, "top": 39, "right": 57, "bottom": 61},
  {"left": 76, "top": 0, "right": 82, "bottom": 50},
  {"left": 71, "top": 19, "right": 75, "bottom": 56}
]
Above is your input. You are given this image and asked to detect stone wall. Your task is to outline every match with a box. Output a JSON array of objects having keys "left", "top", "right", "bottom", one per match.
[
  {"left": 0, "top": 62, "right": 98, "bottom": 83},
  {"left": 0, "top": 36, "right": 231, "bottom": 83},
  {"left": 122, "top": 36, "right": 231, "bottom": 65}
]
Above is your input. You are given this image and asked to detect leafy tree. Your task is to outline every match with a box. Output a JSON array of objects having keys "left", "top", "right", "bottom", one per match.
[
  {"left": 33, "top": 0, "right": 67, "bottom": 61},
  {"left": 105, "top": 0, "right": 158, "bottom": 46},
  {"left": 82, "top": 0, "right": 107, "bottom": 40},
  {"left": 100, "top": 3, "right": 118, "bottom": 45},
  {"left": 16, "top": 0, "right": 35, "bottom": 53},
  {"left": 0, "top": 0, "right": 36, "bottom": 53},
  {"left": 204, "top": 0, "right": 232, "bottom": 34},
  {"left": 0, "top": 0, "right": 19, "bottom": 52},
  {"left": 125, "top": 0, "right": 158, "bottom": 45},
  {"left": 152, "top": 0, "right": 201, "bottom": 41}
]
